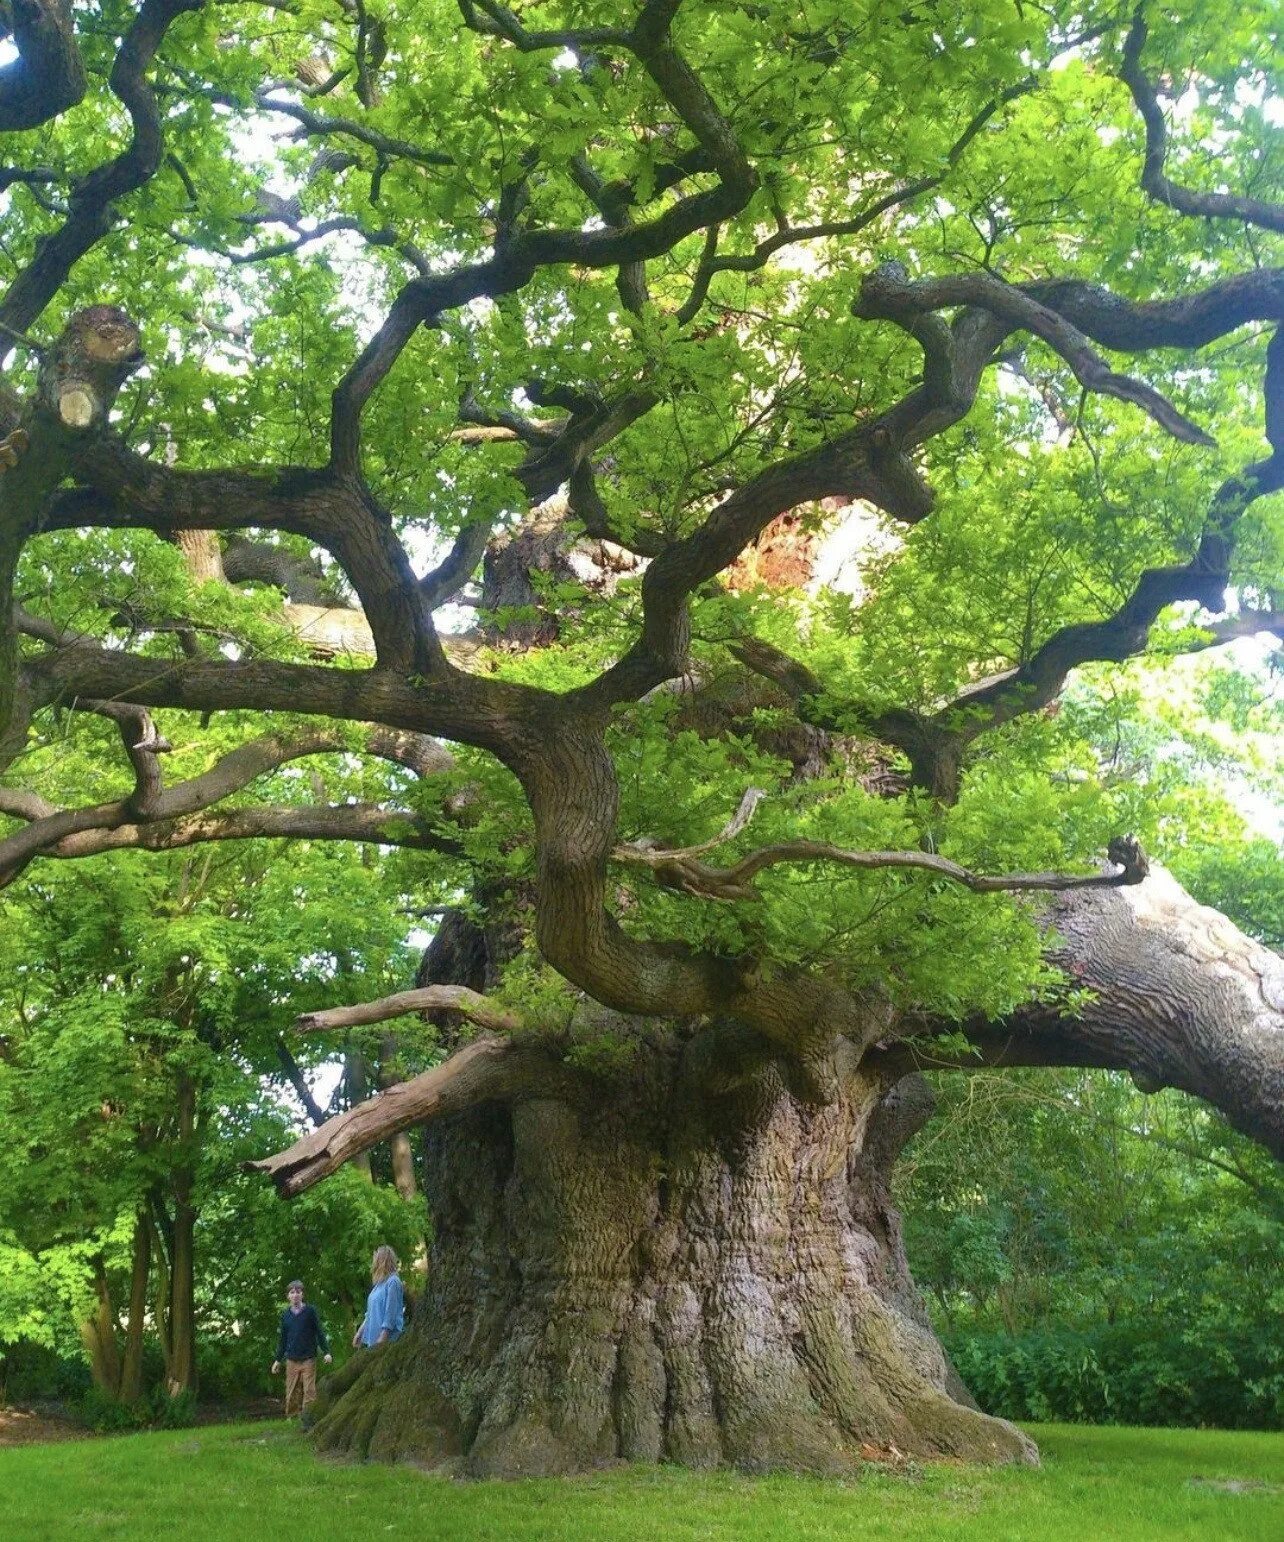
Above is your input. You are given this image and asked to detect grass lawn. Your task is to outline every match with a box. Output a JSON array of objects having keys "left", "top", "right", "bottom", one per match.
[{"left": 1, "top": 1420, "right": 1280, "bottom": 1541}]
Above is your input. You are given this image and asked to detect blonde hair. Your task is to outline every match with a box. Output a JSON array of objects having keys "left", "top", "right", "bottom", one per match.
[{"left": 371, "top": 1245, "right": 400, "bottom": 1283}]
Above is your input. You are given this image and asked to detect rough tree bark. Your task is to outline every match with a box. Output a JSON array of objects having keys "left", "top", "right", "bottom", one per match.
[
  {"left": 873, "top": 871, "right": 1284, "bottom": 1162},
  {"left": 260, "top": 860, "right": 1283, "bottom": 1476},
  {"left": 166, "top": 1164, "right": 197, "bottom": 1397},
  {"left": 304, "top": 1028, "right": 1032, "bottom": 1475},
  {"left": 379, "top": 1034, "right": 419, "bottom": 1203}
]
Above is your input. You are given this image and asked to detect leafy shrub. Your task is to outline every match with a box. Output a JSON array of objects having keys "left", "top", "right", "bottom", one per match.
[
  {"left": 146, "top": 1387, "right": 197, "bottom": 1428},
  {"left": 949, "top": 1324, "right": 1284, "bottom": 1430},
  {"left": 0, "top": 1342, "right": 91, "bottom": 1403},
  {"left": 75, "top": 1385, "right": 147, "bottom": 1432},
  {"left": 195, "top": 1335, "right": 274, "bottom": 1402},
  {"left": 75, "top": 1384, "right": 197, "bottom": 1433}
]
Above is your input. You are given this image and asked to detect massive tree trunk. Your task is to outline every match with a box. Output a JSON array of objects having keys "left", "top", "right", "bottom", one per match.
[
  {"left": 305, "top": 1031, "right": 1034, "bottom": 1475},
  {"left": 263, "top": 862, "right": 1283, "bottom": 1476}
]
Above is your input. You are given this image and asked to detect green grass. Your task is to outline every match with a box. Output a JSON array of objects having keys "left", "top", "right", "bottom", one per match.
[{"left": 1, "top": 1422, "right": 1281, "bottom": 1541}]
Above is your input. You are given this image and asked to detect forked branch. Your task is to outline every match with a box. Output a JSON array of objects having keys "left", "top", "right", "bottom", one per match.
[
  {"left": 0, "top": 722, "right": 457, "bottom": 888},
  {"left": 853, "top": 264, "right": 1215, "bottom": 446}
]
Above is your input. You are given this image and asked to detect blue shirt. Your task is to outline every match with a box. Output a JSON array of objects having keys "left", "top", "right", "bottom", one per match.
[{"left": 361, "top": 1274, "right": 404, "bottom": 1347}]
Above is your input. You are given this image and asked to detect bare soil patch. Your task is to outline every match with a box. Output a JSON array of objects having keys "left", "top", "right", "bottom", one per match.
[
  {"left": 0, "top": 1397, "right": 282, "bottom": 1446},
  {"left": 0, "top": 1403, "right": 85, "bottom": 1445}
]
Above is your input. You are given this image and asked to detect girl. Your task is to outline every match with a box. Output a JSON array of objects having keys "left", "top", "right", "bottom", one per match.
[{"left": 352, "top": 1244, "right": 405, "bottom": 1348}]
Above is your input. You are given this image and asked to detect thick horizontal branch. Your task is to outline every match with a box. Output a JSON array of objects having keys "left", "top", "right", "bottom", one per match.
[
  {"left": 0, "top": 721, "right": 457, "bottom": 886},
  {"left": 0, "top": 798, "right": 456, "bottom": 876},
  {"left": 41, "top": 439, "right": 445, "bottom": 674},
  {"left": 42, "top": 447, "right": 331, "bottom": 539},
  {"left": 869, "top": 865, "right": 1284, "bottom": 1160},
  {"left": 1027, "top": 269, "right": 1284, "bottom": 355},
  {"left": 295, "top": 984, "right": 522, "bottom": 1035},
  {"left": 20, "top": 625, "right": 547, "bottom": 757}
]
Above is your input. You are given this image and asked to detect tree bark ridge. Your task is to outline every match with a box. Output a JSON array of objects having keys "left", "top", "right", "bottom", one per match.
[{"left": 304, "top": 1040, "right": 1035, "bottom": 1475}]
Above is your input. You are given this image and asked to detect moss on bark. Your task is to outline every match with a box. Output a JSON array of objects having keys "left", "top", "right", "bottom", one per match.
[{"left": 310, "top": 1033, "right": 1035, "bottom": 1476}]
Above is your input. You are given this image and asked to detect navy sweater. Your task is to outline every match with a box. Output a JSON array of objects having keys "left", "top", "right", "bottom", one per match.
[{"left": 276, "top": 1304, "right": 329, "bottom": 1361}]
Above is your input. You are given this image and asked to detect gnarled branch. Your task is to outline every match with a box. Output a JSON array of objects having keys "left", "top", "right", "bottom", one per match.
[
  {"left": 249, "top": 1035, "right": 570, "bottom": 1196},
  {"left": 615, "top": 819, "right": 1148, "bottom": 904},
  {"left": 853, "top": 263, "right": 1215, "bottom": 447},
  {"left": 1121, "top": 12, "right": 1284, "bottom": 234},
  {"left": 0, "top": 721, "right": 456, "bottom": 887},
  {"left": 295, "top": 984, "right": 522, "bottom": 1035},
  {"left": 0, "top": 0, "right": 204, "bottom": 335}
]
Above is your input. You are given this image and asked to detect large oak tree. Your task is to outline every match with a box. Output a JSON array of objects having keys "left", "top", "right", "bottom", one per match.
[{"left": 1, "top": 0, "right": 1281, "bottom": 1474}]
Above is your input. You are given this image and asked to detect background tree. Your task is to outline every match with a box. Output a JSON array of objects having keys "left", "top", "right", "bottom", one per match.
[
  {"left": 0, "top": 0, "right": 1281, "bottom": 1474},
  {"left": 0, "top": 817, "right": 424, "bottom": 1406},
  {"left": 897, "top": 649, "right": 1284, "bottom": 1428}
]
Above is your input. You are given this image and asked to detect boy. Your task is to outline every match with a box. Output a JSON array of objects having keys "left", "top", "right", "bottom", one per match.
[{"left": 271, "top": 1279, "right": 332, "bottom": 1416}]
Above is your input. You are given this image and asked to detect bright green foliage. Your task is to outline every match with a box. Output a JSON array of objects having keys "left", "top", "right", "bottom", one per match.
[
  {"left": 0, "top": 0, "right": 1282, "bottom": 1426},
  {"left": 4, "top": 0, "right": 1280, "bottom": 1034},
  {"left": 899, "top": 668, "right": 1284, "bottom": 1427},
  {"left": 903, "top": 1068, "right": 1284, "bottom": 1428},
  {"left": 0, "top": 826, "right": 423, "bottom": 1403}
]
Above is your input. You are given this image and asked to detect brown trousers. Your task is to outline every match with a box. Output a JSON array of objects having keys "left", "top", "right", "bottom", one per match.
[{"left": 284, "top": 1356, "right": 317, "bottom": 1416}]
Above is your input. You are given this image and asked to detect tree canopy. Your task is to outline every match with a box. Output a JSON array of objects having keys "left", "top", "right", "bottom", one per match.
[{"left": 0, "top": 0, "right": 1281, "bottom": 1476}]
